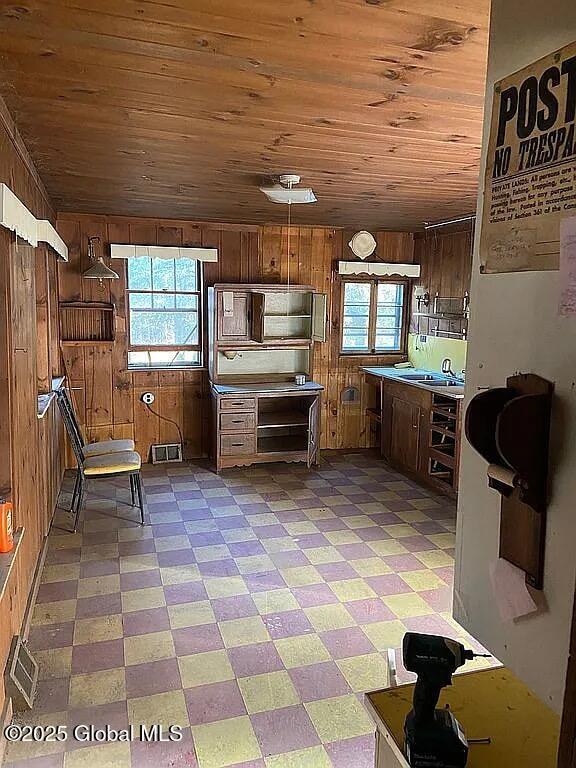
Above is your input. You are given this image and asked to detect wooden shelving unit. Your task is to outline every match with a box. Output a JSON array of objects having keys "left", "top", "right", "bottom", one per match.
[
  {"left": 59, "top": 301, "right": 115, "bottom": 345},
  {"left": 258, "top": 411, "right": 308, "bottom": 429},
  {"left": 428, "top": 393, "right": 460, "bottom": 492}
]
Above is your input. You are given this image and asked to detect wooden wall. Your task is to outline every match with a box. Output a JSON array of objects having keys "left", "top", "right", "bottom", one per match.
[
  {"left": 412, "top": 221, "right": 475, "bottom": 332},
  {"left": 0, "top": 102, "right": 65, "bottom": 726},
  {"left": 56, "top": 214, "right": 414, "bottom": 461}
]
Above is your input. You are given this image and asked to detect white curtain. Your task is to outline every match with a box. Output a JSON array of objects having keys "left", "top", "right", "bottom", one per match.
[{"left": 110, "top": 244, "right": 217, "bottom": 262}]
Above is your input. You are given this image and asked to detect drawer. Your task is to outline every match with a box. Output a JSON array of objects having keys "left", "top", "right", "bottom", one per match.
[
  {"left": 220, "top": 412, "right": 256, "bottom": 432},
  {"left": 220, "top": 434, "right": 255, "bottom": 456},
  {"left": 220, "top": 397, "right": 256, "bottom": 412}
]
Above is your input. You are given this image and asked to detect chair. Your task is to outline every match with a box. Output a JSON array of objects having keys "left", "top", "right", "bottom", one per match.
[
  {"left": 58, "top": 387, "right": 135, "bottom": 457},
  {"left": 56, "top": 390, "right": 145, "bottom": 532}
]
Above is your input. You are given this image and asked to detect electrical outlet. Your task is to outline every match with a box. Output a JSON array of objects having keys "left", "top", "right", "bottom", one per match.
[
  {"left": 141, "top": 392, "right": 155, "bottom": 405},
  {"left": 419, "top": 335, "right": 427, "bottom": 343}
]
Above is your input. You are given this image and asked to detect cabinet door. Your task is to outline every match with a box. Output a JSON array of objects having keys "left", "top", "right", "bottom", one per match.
[
  {"left": 217, "top": 291, "right": 250, "bottom": 341},
  {"left": 250, "top": 292, "right": 265, "bottom": 343},
  {"left": 307, "top": 396, "right": 320, "bottom": 468},
  {"left": 390, "top": 397, "right": 420, "bottom": 473},
  {"left": 311, "top": 293, "right": 327, "bottom": 342}
]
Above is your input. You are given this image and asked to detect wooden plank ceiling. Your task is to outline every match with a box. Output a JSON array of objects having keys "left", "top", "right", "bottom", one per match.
[{"left": 0, "top": 0, "right": 489, "bottom": 229}]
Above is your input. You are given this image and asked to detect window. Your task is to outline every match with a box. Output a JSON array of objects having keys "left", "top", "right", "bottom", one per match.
[
  {"left": 341, "top": 279, "right": 406, "bottom": 354},
  {"left": 126, "top": 255, "right": 202, "bottom": 368}
]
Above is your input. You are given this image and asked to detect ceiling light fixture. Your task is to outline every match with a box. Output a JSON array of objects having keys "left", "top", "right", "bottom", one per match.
[
  {"left": 259, "top": 174, "right": 317, "bottom": 204},
  {"left": 82, "top": 236, "right": 120, "bottom": 283}
]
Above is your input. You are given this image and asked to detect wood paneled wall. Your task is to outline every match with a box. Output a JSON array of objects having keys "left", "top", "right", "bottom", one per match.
[
  {"left": 412, "top": 221, "right": 475, "bottom": 332},
  {"left": 57, "top": 214, "right": 414, "bottom": 461},
  {"left": 0, "top": 102, "right": 65, "bottom": 725}
]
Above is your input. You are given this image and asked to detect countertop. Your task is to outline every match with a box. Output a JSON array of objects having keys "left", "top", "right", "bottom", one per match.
[
  {"left": 361, "top": 366, "right": 464, "bottom": 399},
  {"left": 365, "top": 667, "right": 559, "bottom": 767},
  {"left": 212, "top": 381, "right": 324, "bottom": 395}
]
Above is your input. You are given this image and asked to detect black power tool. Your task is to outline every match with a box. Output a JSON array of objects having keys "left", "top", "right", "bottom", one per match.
[{"left": 402, "top": 632, "right": 485, "bottom": 768}]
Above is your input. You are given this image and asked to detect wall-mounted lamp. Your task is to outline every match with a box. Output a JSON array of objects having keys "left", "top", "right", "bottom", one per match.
[
  {"left": 414, "top": 286, "right": 430, "bottom": 311},
  {"left": 82, "top": 236, "right": 119, "bottom": 284}
]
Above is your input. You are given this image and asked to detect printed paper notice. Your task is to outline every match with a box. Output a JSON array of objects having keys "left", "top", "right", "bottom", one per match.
[
  {"left": 489, "top": 558, "right": 538, "bottom": 622},
  {"left": 481, "top": 40, "right": 576, "bottom": 273},
  {"left": 559, "top": 217, "right": 576, "bottom": 315}
]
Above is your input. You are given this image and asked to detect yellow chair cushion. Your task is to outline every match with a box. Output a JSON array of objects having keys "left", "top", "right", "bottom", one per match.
[
  {"left": 83, "top": 451, "right": 141, "bottom": 476},
  {"left": 83, "top": 439, "right": 135, "bottom": 458}
]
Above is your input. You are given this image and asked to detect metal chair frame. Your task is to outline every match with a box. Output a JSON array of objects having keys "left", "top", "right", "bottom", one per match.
[{"left": 56, "top": 390, "right": 144, "bottom": 532}]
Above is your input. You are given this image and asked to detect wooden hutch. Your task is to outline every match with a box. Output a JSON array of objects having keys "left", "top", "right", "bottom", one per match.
[{"left": 208, "top": 284, "right": 327, "bottom": 472}]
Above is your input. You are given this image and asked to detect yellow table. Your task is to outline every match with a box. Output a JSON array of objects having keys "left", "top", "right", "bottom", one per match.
[{"left": 365, "top": 668, "right": 559, "bottom": 767}]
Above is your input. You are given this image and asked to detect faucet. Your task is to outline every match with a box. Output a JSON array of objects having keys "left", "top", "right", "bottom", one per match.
[{"left": 441, "top": 357, "right": 456, "bottom": 378}]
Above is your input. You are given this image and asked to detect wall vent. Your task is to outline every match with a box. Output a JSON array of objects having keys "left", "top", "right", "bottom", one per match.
[
  {"left": 6, "top": 636, "right": 38, "bottom": 711},
  {"left": 151, "top": 443, "right": 183, "bottom": 464}
]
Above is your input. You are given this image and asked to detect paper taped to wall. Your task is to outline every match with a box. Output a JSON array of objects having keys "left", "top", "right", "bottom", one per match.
[
  {"left": 489, "top": 558, "right": 538, "bottom": 621},
  {"left": 559, "top": 217, "right": 576, "bottom": 316}
]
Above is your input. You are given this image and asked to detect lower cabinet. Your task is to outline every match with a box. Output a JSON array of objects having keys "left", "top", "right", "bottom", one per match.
[
  {"left": 211, "top": 387, "right": 322, "bottom": 472},
  {"left": 389, "top": 397, "right": 421, "bottom": 474}
]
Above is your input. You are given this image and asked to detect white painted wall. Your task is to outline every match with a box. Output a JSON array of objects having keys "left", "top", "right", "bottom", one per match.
[{"left": 455, "top": 0, "right": 576, "bottom": 712}]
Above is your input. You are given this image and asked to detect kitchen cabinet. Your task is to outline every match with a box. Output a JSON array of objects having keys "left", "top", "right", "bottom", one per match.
[
  {"left": 250, "top": 290, "right": 326, "bottom": 343},
  {"left": 211, "top": 384, "right": 322, "bottom": 472},
  {"left": 390, "top": 397, "right": 421, "bottom": 473},
  {"left": 208, "top": 284, "right": 326, "bottom": 471},
  {"left": 216, "top": 290, "right": 251, "bottom": 341},
  {"left": 364, "top": 371, "right": 462, "bottom": 497}
]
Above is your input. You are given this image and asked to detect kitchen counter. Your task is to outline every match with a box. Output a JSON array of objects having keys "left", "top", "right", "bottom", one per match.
[
  {"left": 361, "top": 366, "right": 464, "bottom": 399},
  {"left": 212, "top": 381, "right": 324, "bottom": 395}
]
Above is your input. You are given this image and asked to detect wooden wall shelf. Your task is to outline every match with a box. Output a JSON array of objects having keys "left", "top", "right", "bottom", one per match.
[
  {"left": 465, "top": 373, "right": 554, "bottom": 589},
  {"left": 59, "top": 301, "right": 115, "bottom": 344}
]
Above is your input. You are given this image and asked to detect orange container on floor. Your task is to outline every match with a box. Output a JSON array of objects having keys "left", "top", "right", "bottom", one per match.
[{"left": 0, "top": 500, "right": 14, "bottom": 553}]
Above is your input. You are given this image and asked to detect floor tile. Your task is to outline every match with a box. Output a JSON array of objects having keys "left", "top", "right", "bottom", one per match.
[
  {"left": 124, "top": 630, "right": 176, "bottom": 666},
  {"left": 305, "top": 694, "right": 374, "bottom": 742},
  {"left": 168, "top": 600, "right": 216, "bottom": 629},
  {"left": 227, "top": 642, "right": 285, "bottom": 679},
  {"left": 304, "top": 604, "right": 355, "bottom": 633},
  {"left": 69, "top": 667, "right": 126, "bottom": 708},
  {"left": 12, "top": 456, "right": 477, "bottom": 768},
  {"left": 336, "top": 653, "right": 389, "bottom": 692},
  {"left": 288, "top": 662, "right": 351, "bottom": 702},
  {"left": 251, "top": 705, "right": 320, "bottom": 756},
  {"left": 219, "top": 616, "right": 271, "bottom": 648},
  {"left": 239, "top": 670, "right": 300, "bottom": 714},
  {"left": 192, "top": 716, "right": 261, "bottom": 768},
  {"left": 63, "top": 742, "right": 131, "bottom": 768},
  {"left": 185, "top": 680, "right": 247, "bottom": 725},
  {"left": 274, "top": 634, "right": 331, "bottom": 669},
  {"left": 382, "top": 592, "right": 436, "bottom": 619},
  {"left": 264, "top": 745, "right": 332, "bottom": 768},
  {"left": 178, "top": 649, "right": 235, "bottom": 688},
  {"left": 125, "top": 657, "right": 182, "bottom": 698},
  {"left": 127, "top": 688, "right": 189, "bottom": 729}
]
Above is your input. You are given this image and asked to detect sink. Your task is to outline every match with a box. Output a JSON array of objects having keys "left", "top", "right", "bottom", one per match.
[{"left": 398, "top": 373, "right": 438, "bottom": 381}]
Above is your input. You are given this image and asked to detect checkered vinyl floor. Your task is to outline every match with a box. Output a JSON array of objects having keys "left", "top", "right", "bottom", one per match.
[{"left": 5, "top": 452, "right": 490, "bottom": 768}]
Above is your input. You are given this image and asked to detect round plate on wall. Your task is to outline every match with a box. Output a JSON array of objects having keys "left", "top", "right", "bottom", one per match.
[{"left": 348, "top": 231, "right": 376, "bottom": 260}]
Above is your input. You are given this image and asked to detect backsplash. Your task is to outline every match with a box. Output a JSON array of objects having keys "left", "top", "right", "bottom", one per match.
[{"left": 408, "top": 334, "right": 467, "bottom": 375}]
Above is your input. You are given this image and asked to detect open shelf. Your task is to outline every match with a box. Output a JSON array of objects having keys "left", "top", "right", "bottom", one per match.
[
  {"left": 60, "top": 301, "right": 115, "bottom": 344},
  {"left": 258, "top": 411, "right": 308, "bottom": 429},
  {"left": 257, "top": 434, "right": 308, "bottom": 453}
]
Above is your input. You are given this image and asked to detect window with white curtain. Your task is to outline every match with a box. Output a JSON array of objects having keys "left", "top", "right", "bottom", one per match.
[{"left": 126, "top": 255, "right": 203, "bottom": 369}]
